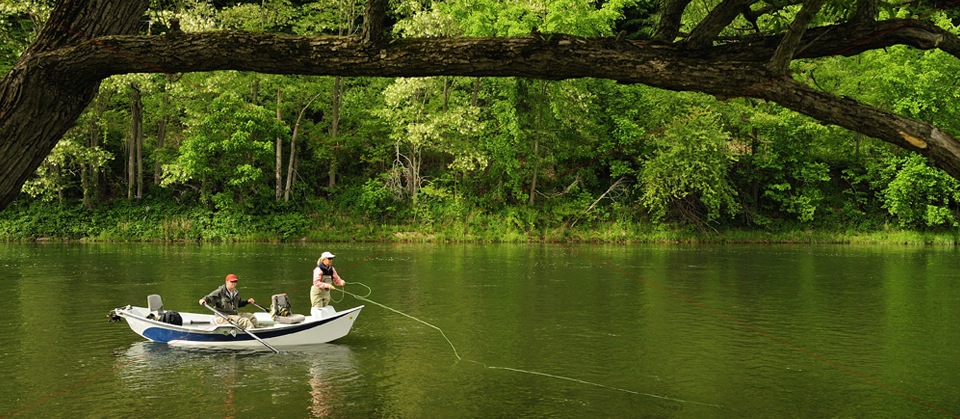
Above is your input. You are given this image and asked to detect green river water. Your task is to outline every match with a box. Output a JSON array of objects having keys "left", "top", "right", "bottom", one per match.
[{"left": 1, "top": 242, "right": 957, "bottom": 418}]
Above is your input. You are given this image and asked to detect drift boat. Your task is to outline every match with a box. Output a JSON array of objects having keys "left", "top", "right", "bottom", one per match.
[{"left": 109, "top": 294, "right": 363, "bottom": 350}]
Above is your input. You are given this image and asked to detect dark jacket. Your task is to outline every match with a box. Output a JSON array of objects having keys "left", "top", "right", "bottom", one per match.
[{"left": 201, "top": 285, "right": 248, "bottom": 315}]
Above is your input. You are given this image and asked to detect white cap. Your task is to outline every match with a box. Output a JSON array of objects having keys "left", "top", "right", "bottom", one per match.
[{"left": 321, "top": 251, "right": 336, "bottom": 259}]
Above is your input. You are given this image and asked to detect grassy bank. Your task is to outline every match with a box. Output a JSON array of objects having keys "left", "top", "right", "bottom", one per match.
[{"left": 2, "top": 199, "right": 959, "bottom": 245}]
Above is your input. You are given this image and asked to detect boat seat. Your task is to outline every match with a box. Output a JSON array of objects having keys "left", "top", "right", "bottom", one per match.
[
  {"left": 275, "top": 314, "right": 306, "bottom": 324},
  {"left": 147, "top": 294, "right": 164, "bottom": 315},
  {"left": 270, "top": 293, "right": 304, "bottom": 324}
]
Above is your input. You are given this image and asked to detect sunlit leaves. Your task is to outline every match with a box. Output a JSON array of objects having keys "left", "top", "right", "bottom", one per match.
[
  {"left": 880, "top": 154, "right": 960, "bottom": 228},
  {"left": 638, "top": 109, "right": 740, "bottom": 226},
  {"left": 0, "top": 0, "right": 50, "bottom": 72},
  {"left": 543, "top": 0, "right": 636, "bottom": 36},
  {"left": 438, "top": 0, "right": 542, "bottom": 36},
  {"left": 394, "top": 4, "right": 461, "bottom": 37},
  {"left": 162, "top": 91, "right": 289, "bottom": 207},
  {"left": 22, "top": 135, "right": 112, "bottom": 202},
  {"left": 401, "top": 0, "right": 636, "bottom": 38},
  {"left": 373, "top": 77, "right": 485, "bottom": 203}
]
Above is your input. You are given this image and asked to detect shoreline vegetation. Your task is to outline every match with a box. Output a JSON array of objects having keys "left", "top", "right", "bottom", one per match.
[
  {"left": 4, "top": 4, "right": 960, "bottom": 249},
  {"left": 2, "top": 200, "right": 958, "bottom": 246}
]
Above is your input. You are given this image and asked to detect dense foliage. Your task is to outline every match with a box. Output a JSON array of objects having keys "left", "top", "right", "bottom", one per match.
[{"left": 2, "top": 0, "right": 960, "bottom": 242}]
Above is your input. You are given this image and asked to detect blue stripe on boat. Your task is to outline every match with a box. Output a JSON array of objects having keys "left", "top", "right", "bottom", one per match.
[{"left": 142, "top": 313, "right": 343, "bottom": 343}]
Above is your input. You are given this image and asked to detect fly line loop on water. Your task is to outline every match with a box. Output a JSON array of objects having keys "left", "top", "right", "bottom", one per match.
[{"left": 336, "top": 282, "right": 722, "bottom": 410}]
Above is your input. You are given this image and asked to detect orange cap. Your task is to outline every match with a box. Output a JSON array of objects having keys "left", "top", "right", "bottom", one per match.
[{"left": 225, "top": 273, "right": 238, "bottom": 282}]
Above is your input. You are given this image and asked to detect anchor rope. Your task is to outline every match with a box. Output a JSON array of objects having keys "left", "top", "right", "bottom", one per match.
[{"left": 338, "top": 282, "right": 721, "bottom": 409}]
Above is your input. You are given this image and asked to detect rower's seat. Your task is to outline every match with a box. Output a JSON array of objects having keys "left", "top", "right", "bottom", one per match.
[
  {"left": 147, "top": 294, "right": 164, "bottom": 315},
  {"left": 270, "top": 293, "right": 305, "bottom": 324},
  {"left": 147, "top": 294, "right": 184, "bottom": 326}
]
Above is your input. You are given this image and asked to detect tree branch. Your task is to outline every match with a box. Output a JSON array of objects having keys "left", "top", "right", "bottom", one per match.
[
  {"left": 32, "top": 28, "right": 957, "bottom": 180},
  {"left": 757, "top": 77, "right": 960, "bottom": 179},
  {"left": 362, "top": 0, "right": 389, "bottom": 47},
  {"left": 693, "top": 19, "right": 960, "bottom": 61},
  {"left": 4, "top": 0, "right": 960, "bottom": 210},
  {"left": 685, "top": 0, "right": 758, "bottom": 49},
  {"left": 853, "top": 0, "right": 879, "bottom": 25},
  {"left": 653, "top": 0, "right": 693, "bottom": 43},
  {"left": 0, "top": 0, "right": 148, "bottom": 210},
  {"left": 767, "top": 0, "right": 827, "bottom": 73},
  {"left": 743, "top": 1, "right": 804, "bottom": 32}
]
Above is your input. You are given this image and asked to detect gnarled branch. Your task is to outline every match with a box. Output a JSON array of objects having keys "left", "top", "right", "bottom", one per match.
[
  {"left": 685, "top": 0, "right": 758, "bottom": 49},
  {"left": 653, "top": 0, "right": 693, "bottom": 43},
  {"left": 362, "top": 0, "right": 389, "bottom": 47},
  {"left": 767, "top": 0, "right": 827, "bottom": 73}
]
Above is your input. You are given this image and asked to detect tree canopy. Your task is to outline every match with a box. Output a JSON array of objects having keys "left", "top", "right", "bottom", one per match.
[{"left": 2, "top": 0, "right": 960, "bottom": 231}]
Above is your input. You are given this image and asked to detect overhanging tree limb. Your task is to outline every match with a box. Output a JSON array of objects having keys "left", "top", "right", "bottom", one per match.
[
  {"left": 2, "top": 0, "right": 960, "bottom": 211},
  {"left": 0, "top": 0, "right": 148, "bottom": 210},
  {"left": 35, "top": 27, "right": 956, "bottom": 177}
]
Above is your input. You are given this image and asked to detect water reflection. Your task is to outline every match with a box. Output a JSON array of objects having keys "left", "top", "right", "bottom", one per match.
[
  {"left": 114, "top": 342, "right": 359, "bottom": 418},
  {"left": 291, "top": 345, "right": 357, "bottom": 417},
  {"left": 4, "top": 243, "right": 959, "bottom": 418}
]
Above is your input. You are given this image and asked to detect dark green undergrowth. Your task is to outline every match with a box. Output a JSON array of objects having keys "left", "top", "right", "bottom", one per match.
[{"left": 2, "top": 198, "right": 960, "bottom": 245}]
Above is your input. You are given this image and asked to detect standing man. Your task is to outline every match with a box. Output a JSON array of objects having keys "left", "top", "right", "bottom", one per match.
[
  {"left": 311, "top": 251, "right": 346, "bottom": 308},
  {"left": 199, "top": 273, "right": 260, "bottom": 329}
]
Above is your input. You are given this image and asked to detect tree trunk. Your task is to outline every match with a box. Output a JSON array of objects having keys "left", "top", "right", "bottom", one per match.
[
  {"left": 136, "top": 91, "right": 143, "bottom": 199},
  {"left": 83, "top": 92, "right": 107, "bottom": 209},
  {"left": 529, "top": 81, "right": 548, "bottom": 206},
  {"left": 653, "top": 0, "right": 694, "bottom": 43},
  {"left": 471, "top": 77, "right": 482, "bottom": 107},
  {"left": 328, "top": 76, "right": 343, "bottom": 190},
  {"left": 284, "top": 119, "right": 300, "bottom": 203},
  {"left": 529, "top": 136, "right": 540, "bottom": 206},
  {"left": 0, "top": 0, "right": 148, "bottom": 208},
  {"left": 276, "top": 88, "right": 283, "bottom": 200},
  {"left": 287, "top": 92, "right": 324, "bottom": 201},
  {"left": 154, "top": 77, "right": 171, "bottom": 185},
  {"left": 128, "top": 82, "right": 143, "bottom": 200}
]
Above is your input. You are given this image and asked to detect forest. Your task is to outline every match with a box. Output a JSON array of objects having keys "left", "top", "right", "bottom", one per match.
[{"left": 1, "top": 0, "right": 960, "bottom": 243}]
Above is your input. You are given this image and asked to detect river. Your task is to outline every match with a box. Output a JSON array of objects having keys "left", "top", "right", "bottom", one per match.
[{"left": 1, "top": 242, "right": 957, "bottom": 418}]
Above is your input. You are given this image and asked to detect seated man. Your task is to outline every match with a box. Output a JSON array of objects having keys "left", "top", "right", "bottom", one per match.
[{"left": 199, "top": 273, "right": 259, "bottom": 329}]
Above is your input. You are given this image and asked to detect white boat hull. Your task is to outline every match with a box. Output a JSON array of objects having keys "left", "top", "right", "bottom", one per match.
[{"left": 112, "top": 304, "right": 363, "bottom": 349}]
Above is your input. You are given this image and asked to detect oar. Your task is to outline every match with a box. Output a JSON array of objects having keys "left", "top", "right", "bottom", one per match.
[
  {"left": 252, "top": 301, "right": 270, "bottom": 312},
  {"left": 201, "top": 302, "right": 280, "bottom": 354}
]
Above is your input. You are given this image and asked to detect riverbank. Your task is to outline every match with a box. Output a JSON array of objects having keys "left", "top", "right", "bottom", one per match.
[{"left": 2, "top": 200, "right": 958, "bottom": 245}]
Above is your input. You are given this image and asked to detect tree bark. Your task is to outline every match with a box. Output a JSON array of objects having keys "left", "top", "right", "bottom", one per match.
[
  {"left": 2, "top": 0, "right": 960, "bottom": 210},
  {"left": 128, "top": 82, "right": 143, "bottom": 200},
  {"left": 155, "top": 79, "right": 170, "bottom": 185},
  {"left": 685, "top": 0, "right": 757, "bottom": 49},
  {"left": 329, "top": 76, "right": 343, "bottom": 190},
  {"left": 767, "top": 0, "right": 827, "bottom": 73},
  {"left": 653, "top": 0, "right": 693, "bottom": 43},
  {"left": 276, "top": 88, "right": 283, "bottom": 200},
  {"left": 286, "top": 91, "right": 323, "bottom": 201},
  {"left": 853, "top": 0, "right": 879, "bottom": 25},
  {"left": 0, "top": 0, "right": 148, "bottom": 208}
]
